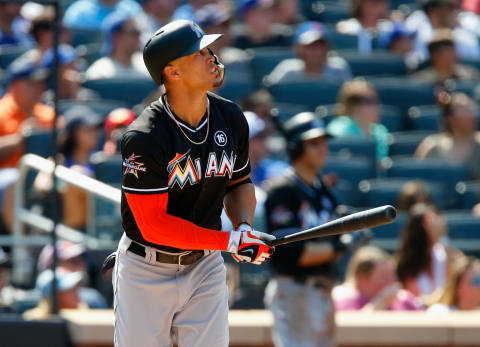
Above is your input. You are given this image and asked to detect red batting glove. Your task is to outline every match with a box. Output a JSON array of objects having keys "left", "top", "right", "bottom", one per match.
[{"left": 227, "top": 223, "right": 275, "bottom": 265}]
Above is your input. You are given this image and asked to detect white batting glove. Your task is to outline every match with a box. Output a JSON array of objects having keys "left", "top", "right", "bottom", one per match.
[{"left": 227, "top": 223, "right": 276, "bottom": 265}]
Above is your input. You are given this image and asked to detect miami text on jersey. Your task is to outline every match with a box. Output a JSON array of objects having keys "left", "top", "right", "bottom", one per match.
[{"left": 168, "top": 150, "right": 235, "bottom": 189}]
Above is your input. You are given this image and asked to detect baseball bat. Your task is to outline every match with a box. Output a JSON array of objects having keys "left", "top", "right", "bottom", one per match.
[{"left": 266, "top": 205, "right": 397, "bottom": 247}]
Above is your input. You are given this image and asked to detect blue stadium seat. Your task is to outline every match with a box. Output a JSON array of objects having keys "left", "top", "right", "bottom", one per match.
[
  {"left": 388, "top": 131, "right": 433, "bottom": 156},
  {"left": 329, "top": 32, "right": 358, "bottom": 50},
  {"left": 271, "top": 103, "right": 311, "bottom": 121},
  {"left": 445, "top": 211, "right": 480, "bottom": 254},
  {"left": 408, "top": 105, "right": 441, "bottom": 131},
  {"left": 358, "top": 178, "right": 447, "bottom": 209},
  {"left": 82, "top": 77, "right": 158, "bottom": 107},
  {"left": 217, "top": 72, "right": 256, "bottom": 102},
  {"left": 24, "top": 130, "right": 53, "bottom": 158},
  {"left": 455, "top": 181, "right": 480, "bottom": 210},
  {"left": 69, "top": 28, "right": 103, "bottom": 47},
  {"left": 58, "top": 99, "right": 129, "bottom": 118},
  {"left": 329, "top": 179, "right": 360, "bottom": 206},
  {"left": 267, "top": 79, "right": 342, "bottom": 109},
  {"left": 328, "top": 137, "right": 376, "bottom": 162},
  {"left": 247, "top": 47, "right": 294, "bottom": 85},
  {"left": 387, "top": 157, "right": 468, "bottom": 208},
  {"left": 93, "top": 154, "right": 122, "bottom": 185},
  {"left": 339, "top": 50, "right": 408, "bottom": 76},
  {"left": 368, "top": 78, "right": 436, "bottom": 116},
  {"left": 0, "top": 44, "right": 29, "bottom": 69},
  {"left": 322, "top": 155, "right": 376, "bottom": 186}
]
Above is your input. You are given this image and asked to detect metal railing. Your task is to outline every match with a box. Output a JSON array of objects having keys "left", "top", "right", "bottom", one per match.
[{"left": 7, "top": 154, "right": 121, "bottom": 284}]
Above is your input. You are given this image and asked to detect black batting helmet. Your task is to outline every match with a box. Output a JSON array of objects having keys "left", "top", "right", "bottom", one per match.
[
  {"left": 283, "top": 112, "right": 330, "bottom": 160},
  {"left": 143, "top": 20, "right": 223, "bottom": 85}
]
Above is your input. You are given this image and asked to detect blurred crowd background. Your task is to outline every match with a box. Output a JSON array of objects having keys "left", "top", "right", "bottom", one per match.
[{"left": 0, "top": 0, "right": 480, "bottom": 320}]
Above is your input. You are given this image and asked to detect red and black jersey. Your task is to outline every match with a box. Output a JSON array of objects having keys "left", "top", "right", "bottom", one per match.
[{"left": 120, "top": 92, "right": 251, "bottom": 251}]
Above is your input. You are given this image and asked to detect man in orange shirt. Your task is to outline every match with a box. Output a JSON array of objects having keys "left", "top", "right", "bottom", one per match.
[{"left": 0, "top": 54, "right": 53, "bottom": 233}]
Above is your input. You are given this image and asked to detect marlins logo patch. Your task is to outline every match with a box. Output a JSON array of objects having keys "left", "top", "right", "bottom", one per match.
[
  {"left": 123, "top": 154, "right": 146, "bottom": 179},
  {"left": 167, "top": 149, "right": 201, "bottom": 189}
]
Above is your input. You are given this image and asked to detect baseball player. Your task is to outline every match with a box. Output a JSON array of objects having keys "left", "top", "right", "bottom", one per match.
[
  {"left": 264, "top": 112, "right": 344, "bottom": 347},
  {"left": 112, "top": 20, "right": 275, "bottom": 347}
]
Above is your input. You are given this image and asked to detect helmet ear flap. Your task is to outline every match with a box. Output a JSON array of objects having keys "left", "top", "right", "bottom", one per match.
[{"left": 208, "top": 48, "right": 225, "bottom": 87}]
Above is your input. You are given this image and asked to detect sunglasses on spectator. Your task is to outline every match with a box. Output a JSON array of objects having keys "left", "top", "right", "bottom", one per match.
[{"left": 350, "top": 95, "right": 380, "bottom": 105}]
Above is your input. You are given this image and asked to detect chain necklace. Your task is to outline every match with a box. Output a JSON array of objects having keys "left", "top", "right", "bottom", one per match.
[{"left": 163, "top": 94, "right": 210, "bottom": 145}]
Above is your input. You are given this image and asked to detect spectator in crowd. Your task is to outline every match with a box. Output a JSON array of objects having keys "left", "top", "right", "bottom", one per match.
[
  {"left": 42, "top": 44, "right": 97, "bottom": 102},
  {"left": 336, "top": 0, "right": 390, "bottom": 54},
  {"left": 194, "top": 3, "right": 250, "bottom": 74},
  {"left": 35, "top": 105, "right": 103, "bottom": 230},
  {"left": 0, "top": 248, "right": 12, "bottom": 313},
  {"left": 397, "top": 180, "right": 432, "bottom": 212},
  {"left": 327, "top": 78, "right": 390, "bottom": 160},
  {"left": 412, "top": 30, "right": 480, "bottom": 83},
  {"left": 24, "top": 268, "right": 90, "bottom": 320},
  {"left": 244, "top": 111, "right": 288, "bottom": 186},
  {"left": 172, "top": 0, "right": 214, "bottom": 22},
  {"left": 63, "top": 0, "right": 142, "bottom": 30},
  {"left": 102, "top": 107, "right": 136, "bottom": 155},
  {"left": 405, "top": 0, "right": 480, "bottom": 61},
  {"left": 415, "top": 92, "right": 480, "bottom": 180},
  {"left": 135, "top": 0, "right": 177, "bottom": 46},
  {"left": 0, "top": 56, "right": 52, "bottom": 233},
  {"left": 396, "top": 203, "right": 460, "bottom": 298},
  {"left": 0, "top": 0, "right": 32, "bottom": 46},
  {"left": 428, "top": 255, "right": 480, "bottom": 312},
  {"left": 332, "top": 246, "right": 423, "bottom": 311},
  {"left": 37, "top": 240, "right": 108, "bottom": 308},
  {"left": 272, "top": 0, "right": 301, "bottom": 25},
  {"left": 265, "top": 21, "right": 352, "bottom": 85},
  {"left": 233, "top": 0, "right": 292, "bottom": 49},
  {"left": 241, "top": 89, "right": 274, "bottom": 121},
  {"left": 85, "top": 13, "right": 148, "bottom": 80}
]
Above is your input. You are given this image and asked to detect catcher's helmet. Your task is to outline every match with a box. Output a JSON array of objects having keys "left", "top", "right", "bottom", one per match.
[
  {"left": 143, "top": 20, "right": 223, "bottom": 85},
  {"left": 283, "top": 112, "right": 330, "bottom": 160}
]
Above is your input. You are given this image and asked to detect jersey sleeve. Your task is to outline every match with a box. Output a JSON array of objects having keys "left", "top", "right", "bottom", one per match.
[
  {"left": 121, "top": 131, "right": 168, "bottom": 194},
  {"left": 231, "top": 108, "right": 251, "bottom": 181},
  {"left": 265, "top": 185, "right": 305, "bottom": 271}
]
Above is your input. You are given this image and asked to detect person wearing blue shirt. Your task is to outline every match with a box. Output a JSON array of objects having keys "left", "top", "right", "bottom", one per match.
[{"left": 63, "top": 0, "right": 142, "bottom": 30}]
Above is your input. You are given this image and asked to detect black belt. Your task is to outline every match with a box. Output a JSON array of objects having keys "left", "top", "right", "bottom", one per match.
[{"left": 127, "top": 242, "right": 206, "bottom": 265}]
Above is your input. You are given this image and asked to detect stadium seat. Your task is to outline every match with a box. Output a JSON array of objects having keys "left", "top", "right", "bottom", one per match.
[
  {"left": 369, "top": 211, "right": 407, "bottom": 251},
  {"left": 24, "top": 130, "right": 53, "bottom": 158},
  {"left": 82, "top": 77, "right": 158, "bottom": 107},
  {"left": 247, "top": 47, "right": 294, "bottom": 85},
  {"left": 387, "top": 157, "right": 468, "bottom": 208},
  {"left": 338, "top": 50, "right": 408, "bottom": 77},
  {"left": 217, "top": 72, "right": 256, "bottom": 102},
  {"left": 302, "top": 1, "right": 350, "bottom": 24},
  {"left": 93, "top": 153, "right": 122, "bottom": 185},
  {"left": 358, "top": 178, "right": 447, "bottom": 209},
  {"left": 267, "top": 79, "right": 343, "bottom": 109},
  {"left": 58, "top": 99, "right": 129, "bottom": 118},
  {"left": 0, "top": 44, "right": 29, "bottom": 70},
  {"left": 455, "top": 181, "right": 480, "bottom": 210},
  {"left": 328, "top": 137, "right": 376, "bottom": 162},
  {"left": 368, "top": 78, "right": 436, "bottom": 116},
  {"left": 329, "top": 179, "right": 360, "bottom": 206},
  {"left": 408, "top": 105, "right": 441, "bottom": 131},
  {"left": 323, "top": 155, "right": 376, "bottom": 186},
  {"left": 76, "top": 43, "right": 103, "bottom": 66},
  {"left": 388, "top": 131, "right": 433, "bottom": 156},
  {"left": 444, "top": 211, "right": 480, "bottom": 254},
  {"left": 271, "top": 103, "right": 311, "bottom": 122},
  {"left": 317, "top": 104, "right": 404, "bottom": 132},
  {"left": 69, "top": 28, "right": 103, "bottom": 47}
]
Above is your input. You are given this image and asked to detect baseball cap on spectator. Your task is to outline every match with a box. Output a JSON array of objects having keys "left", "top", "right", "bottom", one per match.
[
  {"left": 378, "top": 22, "right": 415, "bottom": 49},
  {"left": 105, "top": 108, "right": 136, "bottom": 137},
  {"left": 37, "top": 240, "right": 86, "bottom": 272},
  {"left": 64, "top": 105, "right": 103, "bottom": 132},
  {"left": 36, "top": 268, "right": 83, "bottom": 298},
  {"left": 238, "top": 0, "right": 274, "bottom": 18},
  {"left": 294, "top": 21, "right": 329, "bottom": 46},
  {"left": 428, "top": 28, "right": 455, "bottom": 53},
  {"left": 5, "top": 54, "right": 49, "bottom": 86},
  {"left": 101, "top": 11, "right": 133, "bottom": 55},
  {"left": 42, "top": 44, "right": 78, "bottom": 67},
  {"left": 195, "top": 4, "right": 232, "bottom": 28},
  {"left": 244, "top": 111, "right": 266, "bottom": 139}
]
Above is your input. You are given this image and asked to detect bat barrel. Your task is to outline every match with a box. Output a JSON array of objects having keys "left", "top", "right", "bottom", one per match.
[{"left": 266, "top": 205, "right": 397, "bottom": 247}]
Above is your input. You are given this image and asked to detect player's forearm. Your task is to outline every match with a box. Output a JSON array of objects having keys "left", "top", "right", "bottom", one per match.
[
  {"left": 297, "top": 241, "right": 334, "bottom": 267},
  {"left": 223, "top": 182, "right": 256, "bottom": 228}
]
